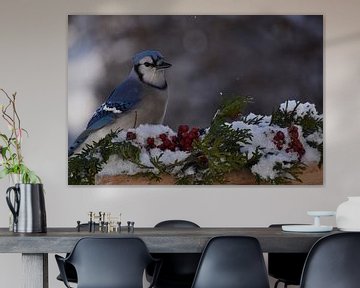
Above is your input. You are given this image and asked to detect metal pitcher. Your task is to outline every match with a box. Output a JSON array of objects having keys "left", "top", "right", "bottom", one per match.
[{"left": 6, "top": 183, "right": 47, "bottom": 233}]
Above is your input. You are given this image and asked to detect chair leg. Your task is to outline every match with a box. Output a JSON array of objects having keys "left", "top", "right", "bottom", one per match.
[{"left": 274, "top": 280, "right": 289, "bottom": 288}]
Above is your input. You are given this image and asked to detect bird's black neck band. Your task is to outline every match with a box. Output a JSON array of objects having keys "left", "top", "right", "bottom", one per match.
[{"left": 134, "top": 64, "right": 168, "bottom": 90}]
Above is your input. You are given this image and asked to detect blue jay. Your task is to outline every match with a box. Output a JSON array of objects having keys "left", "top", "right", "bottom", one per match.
[{"left": 68, "top": 50, "right": 171, "bottom": 156}]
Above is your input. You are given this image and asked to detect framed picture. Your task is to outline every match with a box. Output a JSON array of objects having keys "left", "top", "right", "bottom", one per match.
[{"left": 68, "top": 15, "right": 323, "bottom": 185}]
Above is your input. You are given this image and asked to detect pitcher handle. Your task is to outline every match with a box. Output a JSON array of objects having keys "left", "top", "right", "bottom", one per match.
[{"left": 6, "top": 186, "right": 20, "bottom": 224}]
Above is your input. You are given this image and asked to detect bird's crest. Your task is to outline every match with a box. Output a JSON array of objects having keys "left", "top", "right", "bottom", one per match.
[{"left": 132, "top": 50, "right": 164, "bottom": 65}]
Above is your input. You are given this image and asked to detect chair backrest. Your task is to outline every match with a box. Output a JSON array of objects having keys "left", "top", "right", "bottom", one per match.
[
  {"left": 191, "top": 236, "right": 270, "bottom": 288},
  {"left": 155, "top": 220, "right": 200, "bottom": 228},
  {"left": 268, "top": 224, "right": 308, "bottom": 285},
  {"left": 150, "top": 220, "right": 201, "bottom": 287},
  {"left": 66, "top": 237, "right": 154, "bottom": 288},
  {"left": 300, "top": 232, "right": 360, "bottom": 288}
]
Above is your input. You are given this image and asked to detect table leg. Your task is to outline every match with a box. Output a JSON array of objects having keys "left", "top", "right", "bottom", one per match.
[{"left": 22, "top": 253, "right": 48, "bottom": 288}]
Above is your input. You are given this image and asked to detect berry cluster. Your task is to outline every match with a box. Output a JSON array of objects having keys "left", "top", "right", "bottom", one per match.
[
  {"left": 272, "top": 126, "right": 305, "bottom": 160},
  {"left": 154, "top": 125, "right": 200, "bottom": 151},
  {"left": 126, "top": 125, "right": 200, "bottom": 152},
  {"left": 286, "top": 126, "right": 305, "bottom": 160},
  {"left": 126, "top": 131, "right": 136, "bottom": 140},
  {"left": 272, "top": 131, "right": 286, "bottom": 150},
  {"left": 176, "top": 125, "right": 200, "bottom": 151}
]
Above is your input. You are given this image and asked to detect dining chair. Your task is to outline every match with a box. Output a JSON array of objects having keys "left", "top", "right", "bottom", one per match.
[
  {"left": 300, "top": 232, "right": 360, "bottom": 288},
  {"left": 146, "top": 220, "right": 201, "bottom": 288},
  {"left": 55, "top": 237, "right": 160, "bottom": 288},
  {"left": 191, "top": 236, "right": 270, "bottom": 288},
  {"left": 268, "top": 224, "right": 308, "bottom": 288},
  {"left": 56, "top": 223, "right": 99, "bottom": 284}
]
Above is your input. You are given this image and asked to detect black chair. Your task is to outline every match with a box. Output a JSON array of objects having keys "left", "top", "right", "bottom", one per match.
[
  {"left": 56, "top": 223, "right": 99, "bottom": 284},
  {"left": 191, "top": 236, "right": 270, "bottom": 288},
  {"left": 147, "top": 220, "right": 201, "bottom": 288},
  {"left": 55, "top": 237, "right": 160, "bottom": 288},
  {"left": 56, "top": 262, "right": 77, "bottom": 284},
  {"left": 268, "top": 224, "right": 308, "bottom": 288},
  {"left": 300, "top": 232, "right": 360, "bottom": 288}
]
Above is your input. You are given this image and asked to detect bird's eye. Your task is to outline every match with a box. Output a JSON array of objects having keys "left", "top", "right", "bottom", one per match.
[{"left": 144, "top": 62, "right": 152, "bottom": 67}]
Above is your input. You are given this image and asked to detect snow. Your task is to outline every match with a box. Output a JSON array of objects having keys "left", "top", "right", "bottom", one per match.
[
  {"left": 150, "top": 148, "right": 189, "bottom": 166},
  {"left": 99, "top": 133, "right": 190, "bottom": 176},
  {"left": 280, "top": 100, "right": 320, "bottom": 119},
  {"left": 306, "top": 131, "right": 323, "bottom": 144},
  {"left": 232, "top": 121, "right": 320, "bottom": 180},
  {"left": 251, "top": 154, "right": 295, "bottom": 180},
  {"left": 114, "top": 124, "right": 176, "bottom": 147},
  {"left": 99, "top": 101, "right": 323, "bottom": 182},
  {"left": 242, "top": 113, "right": 272, "bottom": 127},
  {"left": 99, "top": 155, "right": 143, "bottom": 176}
]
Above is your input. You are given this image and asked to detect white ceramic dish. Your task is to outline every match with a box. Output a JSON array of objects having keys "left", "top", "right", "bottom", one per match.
[
  {"left": 338, "top": 227, "right": 360, "bottom": 232},
  {"left": 282, "top": 225, "right": 333, "bottom": 232},
  {"left": 307, "top": 211, "right": 336, "bottom": 217}
]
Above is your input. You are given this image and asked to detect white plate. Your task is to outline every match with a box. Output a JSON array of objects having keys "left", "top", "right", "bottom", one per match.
[
  {"left": 282, "top": 225, "right": 333, "bottom": 232},
  {"left": 307, "top": 211, "right": 336, "bottom": 217},
  {"left": 338, "top": 227, "right": 360, "bottom": 232}
]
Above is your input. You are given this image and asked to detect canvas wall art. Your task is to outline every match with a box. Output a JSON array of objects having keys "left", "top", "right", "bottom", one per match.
[{"left": 68, "top": 15, "right": 323, "bottom": 185}]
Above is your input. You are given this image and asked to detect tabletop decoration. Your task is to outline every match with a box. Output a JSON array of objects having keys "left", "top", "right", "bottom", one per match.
[
  {"left": 0, "top": 88, "right": 46, "bottom": 233},
  {"left": 336, "top": 197, "right": 360, "bottom": 231},
  {"left": 0, "top": 89, "right": 40, "bottom": 183},
  {"left": 282, "top": 211, "right": 335, "bottom": 232}
]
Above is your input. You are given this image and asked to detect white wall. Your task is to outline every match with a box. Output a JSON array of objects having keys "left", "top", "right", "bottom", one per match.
[{"left": 0, "top": 0, "right": 359, "bottom": 287}]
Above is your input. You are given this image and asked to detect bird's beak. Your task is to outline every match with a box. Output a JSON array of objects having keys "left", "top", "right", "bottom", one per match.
[{"left": 156, "top": 61, "right": 172, "bottom": 69}]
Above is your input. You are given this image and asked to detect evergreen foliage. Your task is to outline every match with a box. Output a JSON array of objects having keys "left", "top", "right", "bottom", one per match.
[
  {"left": 68, "top": 98, "right": 323, "bottom": 185},
  {"left": 271, "top": 101, "right": 322, "bottom": 137},
  {"left": 68, "top": 131, "right": 142, "bottom": 185},
  {"left": 270, "top": 100, "right": 323, "bottom": 167}
]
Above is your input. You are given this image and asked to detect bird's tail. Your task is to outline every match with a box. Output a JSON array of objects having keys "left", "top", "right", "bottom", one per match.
[{"left": 68, "top": 129, "right": 91, "bottom": 157}]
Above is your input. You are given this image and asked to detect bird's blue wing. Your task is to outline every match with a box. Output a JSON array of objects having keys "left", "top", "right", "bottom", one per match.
[
  {"left": 86, "top": 78, "right": 142, "bottom": 130},
  {"left": 68, "top": 78, "right": 143, "bottom": 156},
  {"left": 85, "top": 104, "right": 117, "bottom": 130}
]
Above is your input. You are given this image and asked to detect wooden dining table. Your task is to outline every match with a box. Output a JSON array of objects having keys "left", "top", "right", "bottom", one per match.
[{"left": 0, "top": 226, "right": 339, "bottom": 288}]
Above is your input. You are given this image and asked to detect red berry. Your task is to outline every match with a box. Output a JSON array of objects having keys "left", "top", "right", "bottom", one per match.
[
  {"left": 190, "top": 127, "right": 200, "bottom": 134},
  {"left": 188, "top": 132, "right": 198, "bottom": 140},
  {"left": 158, "top": 144, "right": 166, "bottom": 151},
  {"left": 126, "top": 131, "right": 136, "bottom": 140},
  {"left": 168, "top": 143, "right": 176, "bottom": 151},
  {"left": 159, "top": 133, "right": 167, "bottom": 141},
  {"left": 163, "top": 138, "right": 172, "bottom": 147},
  {"left": 185, "top": 138, "right": 193, "bottom": 146},
  {"left": 284, "top": 127, "right": 305, "bottom": 160},
  {"left": 146, "top": 137, "right": 155, "bottom": 149},
  {"left": 179, "top": 132, "right": 188, "bottom": 139},
  {"left": 274, "top": 131, "right": 285, "bottom": 140},
  {"left": 273, "top": 131, "right": 286, "bottom": 150},
  {"left": 288, "top": 126, "right": 299, "bottom": 139},
  {"left": 147, "top": 137, "right": 154, "bottom": 145},
  {"left": 178, "top": 125, "right": 189, "bottom": 134}
]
